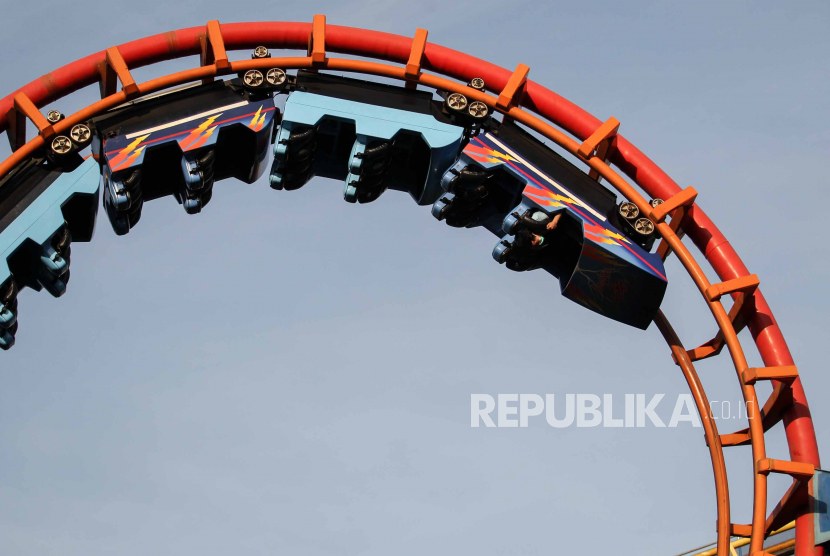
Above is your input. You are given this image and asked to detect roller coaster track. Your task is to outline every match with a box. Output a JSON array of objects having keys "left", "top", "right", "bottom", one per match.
[{"left": 0, "top": 17, "right": 821, "bottom": 556}]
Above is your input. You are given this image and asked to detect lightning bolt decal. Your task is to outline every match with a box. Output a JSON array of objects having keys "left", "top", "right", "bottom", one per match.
[
  {"left": 463, "top": 143, "right": 518, "bottom": 163},
  {"left": 179, "top": 114, "right": 222, "bottom": 150},
  {"left": 188, "top": 126, "right": 217, "bottom": 151},
  {"left": 114, "top": 145, "right": 146, "bottom": 171},
  {"left": 248, "top": 107, "right": 263, "bottom": 129},
  {"left": 108, "top": 135, "right": 150, "bottom": 170}
]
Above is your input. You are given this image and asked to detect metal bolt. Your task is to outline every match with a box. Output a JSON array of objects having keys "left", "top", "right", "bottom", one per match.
[
  {"left": 468, "top": 101, "right": 488, "bottom": 118},
  {"left": 619, "top": 201, "right": 639, "bottom": 220},
  {"left": 70, "top": 124, "right": 91, "bottom": 144},
  {"left": 469, "top": 77, "right": 485, "bottom": 91},
  {"left": 266, "top": 68, "right": 287, "bottom": 86},
  {"left": 253, "top": 46, "right": 270, "bottom": 59},
  {"left": 634, "top": 217, "right": 655, "bottom": 235},
  {"left": 51, "top": 136, "right": 72, "bottom": 155},
  {"left": 46, "top": 110, "right": 63, "bottom": 124},
  {"left": 243, "top": 70, "right": 264, "bottom": 87},
  {"left": 447, "top": 93, "right": 468, "bottom": 111}
]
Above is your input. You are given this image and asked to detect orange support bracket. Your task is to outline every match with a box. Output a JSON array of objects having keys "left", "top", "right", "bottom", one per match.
[
  {"left": 307, "top": 15, "right": 327, "bottom": 64},
  {"left": 704, "top": 274, "right": 760, "bottom": 303},
  {"left": 729, "top": 523, "right": 753, "bottom": 538},
  {"left": 200, "top": 20, "right": 229, "bottom": 83},
  {"left": 765, "top": 479, "right": 809, "bottom": 534},
  {"left": 98, "top": 46, "right": 139, "bottom": 99},
  {"left": 405, "top": 28, "right": 428, "bottom": 89},
  {"left": 578, "top": 117, "right": 620, "bottom": 158},
  {"left": 496, "top": 63, "right": 529, "bottom": 112},
  {"left": 681, "top": 284, "right": 757, "bottom": 364},
  {"left": 5, "top": 92, "right": 54, "bottom": 152},
  {"left": 757, "top": 459, "right": 815, "bottom": 481},
  {"left": 578, "top": 118, "right": 620, "bottom": 182},
  {"left": 650, "top": 186, "right": 698, "bottom": 223},
  {"left": 655, "top": 205, "right": 689, "bottom": 261},
  {"left": 742, "top": 366, "right": 799, "bottom": 386},
  {"left": 719, "top": 381, "right": 795, "bottom": 447}
]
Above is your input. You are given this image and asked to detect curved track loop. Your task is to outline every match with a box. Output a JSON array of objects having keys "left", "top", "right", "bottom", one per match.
[{"left": 0, "top": 20, "right": 820, "bottom": 556}]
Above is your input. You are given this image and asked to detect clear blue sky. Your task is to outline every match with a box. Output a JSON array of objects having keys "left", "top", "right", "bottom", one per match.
[{"left": 1, "top": 1, "right": 829, "bottom": 554}]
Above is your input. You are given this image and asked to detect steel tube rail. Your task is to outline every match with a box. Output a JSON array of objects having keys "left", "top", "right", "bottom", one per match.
[{"left": 655, "top": 311, "right": 731, "bottom": 555}]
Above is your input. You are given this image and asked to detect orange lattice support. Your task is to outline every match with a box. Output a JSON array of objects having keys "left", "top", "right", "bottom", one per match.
[
  {"left": 766, "top": 479, "right": 809, "bottom": 534},
  {"left": 704, "top": 275, "right": 760, "bottom": 303},
  {"left": 4, "top": 92, "right": 54, "bottom": 151},
  {"left": 655, "top": 205, "right": 688, "bottom": 261},
  {"left": 200, "top": 20, "right": 229, "bottom": 83},
  {"left": 650, "top": 186, "right": 698, "bottom": 223},
  {"left": 496, "top": 63, "right": 529, "bottom": 111},
  {"left": 742, "top": 366, "right": 799, "bottom": 386},
  {"left": 757, "top": 459, "right": 815, "bottom": 481},
  {"left": 405, "top": 28, "right": 428, "bottom": 89},
  {"left": 307, "top": 15, "right": 327, "bottom": 64},
  {"left": 730, "top": 523, "right": 753, "bottom": 538},
  {"left": 578, "top": 117, "right": 620, "bottom": 182},
  {"left": 99, "top": 47, "right": 139, "bottom": 99},
  {"left": 719, "top": 381, "right": 794, "bottom": 448}
]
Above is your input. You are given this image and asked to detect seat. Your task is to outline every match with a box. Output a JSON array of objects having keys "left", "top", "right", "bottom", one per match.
[{"left": 493, "top": 205, "right": 561, "bottom": 272}]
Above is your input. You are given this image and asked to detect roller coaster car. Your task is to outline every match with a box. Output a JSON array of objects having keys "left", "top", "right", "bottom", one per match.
[
  {"left": 444, "top": 121, "right": 667, "bottom": 329},
  {"left": 91, "top": 79, "right": 277, "bottom": 235},
  {"left": 0, "top": 156, "right": 100, "bottom": 349},
  {"left": 271, "top": 71, "right": 465, "bottom": 205}
]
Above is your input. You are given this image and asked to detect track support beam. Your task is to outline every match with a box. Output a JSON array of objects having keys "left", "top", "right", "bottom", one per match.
[
  {"left": 655, "top": 205, "right": 688, "bottom": 261},
  {"left": 650, "top": 186, "right": 698, "bottom": 223},
  {"left": 719, "top": 382, "right": 794, "bottom": 447},
  {"left": 766, "top": 479, "right": 809, "bottom": 535},
  {"left": 757, "top": 459, "right": 815, "bottom": 481},
  {"left": 578, "top": 117, "right": 620, "bottom": 183},
  {"left": 405, "top": 28, "right": 428, "bottom": 89},
  {"left": 4, "top": 92, "right": 54, "bottom": 151},
  {"left": 99, "top": 47, "right": 139, "bottom": 99},
  {"left": 200, "top": 20, "right": 229, "bottom": 83},
  {"left": 682, "top": 288, "right": 757, "bottom": 363},
  {"left": 496, "top": 63, "right": 529, "bottom": 111},
  {"left": 705, "top": 275, "right": 760, "bottom": 303},
  {"left": 308, "top": 15, "right": 327, "bottom": 64},
  {"left": 742, "top": 366, "right": 799, "bottom": 386}
]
